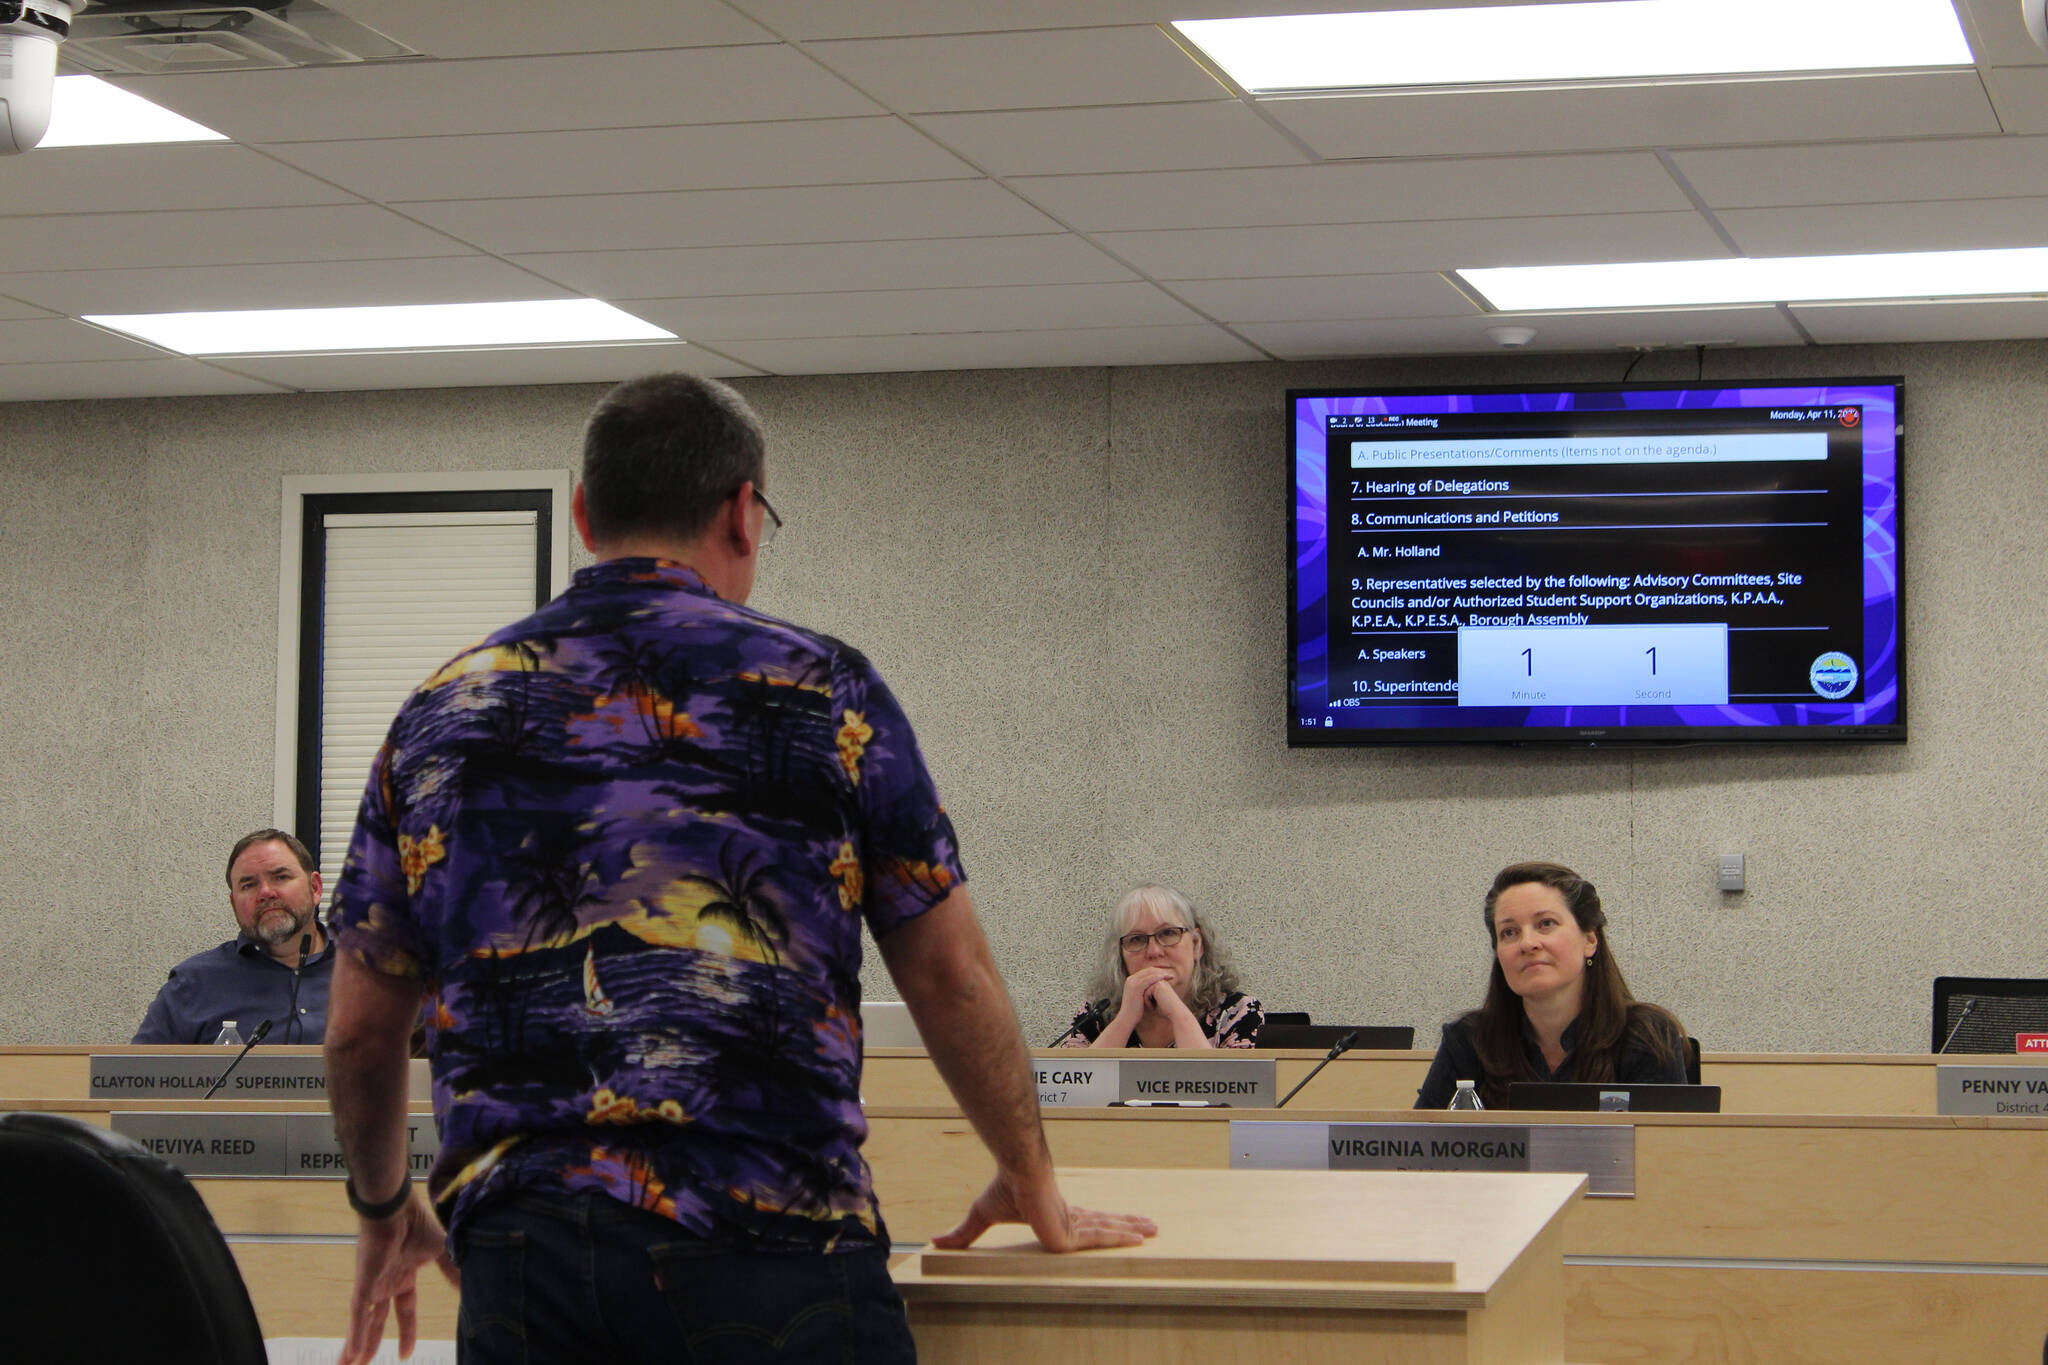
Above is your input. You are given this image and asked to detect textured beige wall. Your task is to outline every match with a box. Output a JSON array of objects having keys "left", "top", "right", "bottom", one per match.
[{"left": 1, "top": 342, "right": 2039, "bottom": 1053}]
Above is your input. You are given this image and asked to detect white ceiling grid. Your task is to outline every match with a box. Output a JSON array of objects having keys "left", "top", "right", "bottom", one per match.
[{"left": 0, "top": 0, "right": 2042, "bottom": 400}]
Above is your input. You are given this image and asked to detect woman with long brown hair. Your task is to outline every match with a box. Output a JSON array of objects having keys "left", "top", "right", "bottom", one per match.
[{"left": 1415, "top": 861, "right": 1689, "bottom": 1108}]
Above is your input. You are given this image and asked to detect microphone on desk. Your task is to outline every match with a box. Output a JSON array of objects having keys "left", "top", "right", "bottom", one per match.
[
  {"left": 282, "top": 932, "right": 312, "bottom": 1044},
  {"left": 1275, "top": 1030, "right": 1360, "bottom": 1109},
  {"left": 1049, "top": 999, "right": 1112, "bottom": 1047},
  {"left": 203, "top": 1018, "right": 273, "bottom": 1099},
  {"left": 1937, "top": 998, "right": 1978, "bottom": 1054}
]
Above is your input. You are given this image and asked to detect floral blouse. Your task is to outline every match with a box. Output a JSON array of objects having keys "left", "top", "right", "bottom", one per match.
[{"left": 1059, "top": 991, "right": 1264, "bottom": 1048}]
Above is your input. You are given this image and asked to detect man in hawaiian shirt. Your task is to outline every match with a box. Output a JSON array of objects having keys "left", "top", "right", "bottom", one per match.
[{"left": 325, "top": 373, "right": 1151, "bottom": 1364}]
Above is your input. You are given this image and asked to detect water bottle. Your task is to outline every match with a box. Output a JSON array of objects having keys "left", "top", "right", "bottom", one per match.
[
  {"left": 214, "top": 1019, "right": 245, "bottom": 1046},
  {"left": 1448, "top": 1078, "right": 1484, "bottom": 1110}
]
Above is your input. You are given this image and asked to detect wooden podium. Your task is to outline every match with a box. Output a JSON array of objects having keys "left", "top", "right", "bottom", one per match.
[{"left": 896, "top": 1167, "right": 1586, "bottom": 1365}]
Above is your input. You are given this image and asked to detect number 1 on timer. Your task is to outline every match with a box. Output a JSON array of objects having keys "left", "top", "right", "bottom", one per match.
[{"left": 1458, "top": 624, "right": 1726, "bottom": 708}]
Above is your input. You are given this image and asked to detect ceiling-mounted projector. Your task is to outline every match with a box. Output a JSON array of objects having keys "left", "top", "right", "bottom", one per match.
[{"left": 1, "top": 0, "right": 80, "bottom": 153}]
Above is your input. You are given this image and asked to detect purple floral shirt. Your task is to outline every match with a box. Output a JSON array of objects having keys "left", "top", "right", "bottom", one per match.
[
  {"left": 331, "top": 559, "right": 965, "bottom": 1251},
  {"left": 1059, "top": 991, "right": 1264, "bottom": 1048}
]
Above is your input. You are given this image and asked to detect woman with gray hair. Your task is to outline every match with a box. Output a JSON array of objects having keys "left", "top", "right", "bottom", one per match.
[{"left": 1057, "top": 885, "right": 1263, "bottom": 1049}]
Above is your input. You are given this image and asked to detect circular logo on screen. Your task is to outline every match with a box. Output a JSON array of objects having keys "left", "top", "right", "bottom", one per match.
[
  {"left": 1809, "top": 652, "right": 1859, "bottom": 699},
  {"left": 1838, "top": 408, "right": 1861, "bottom": 427}
]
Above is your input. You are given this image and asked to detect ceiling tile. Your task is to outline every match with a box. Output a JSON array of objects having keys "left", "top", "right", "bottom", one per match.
[
  {"left": 1097, "top": 212, "right": 1729, "bottom": 281},
  {"left": 0, "top": 317, "right": 175, "bottom": 364},
  {"left": 217, "top": 341, "right": 760, "bottom": 392},
  {"left": 1671, "top": 136, "right": 2048, "bottom": 209},
  {"left": 405, "top": 181, "right": 1061, "bottom": 255},
  {"left": 711, "top": 324, "right": 1263, "bottom": 374},
  {"left": 808, "top": 27, "right": 1228, "bottom": 114},
  {"left": 1985, "top": 66, "right": 2048, "bottom": 133},
  {"left": 1263, "top": 71, "right": 2001, "bottom": 159},
  {"left": 733, "top": 0, "right": 1381, "bottom": 40},
  {"left": 0, "top": 294, "right": 58, "bottom": 321},
  {"left": 1792, "top": 298, "right": 2048, "bottom": 343},
  {"left": 0, "top": 144, "right": 353, "bottom": 217},
  {"left": 0, "top": 205, "right": 468, "bottom": 273},
  {"left": 323, "top": 0, "right": 776, "bottom": 57},
  {"left": 1013, "top": 152, "right": 1687, "bottom": 233},
  {"left": 122, "top": 46, "right": 881, "bottom": 144},
  {"left": 913, "top": 102, "right": 1305, "bottom": 176},
  {"left": 0, "top": 358, "right": 291, "bottom": 402},
  {"left": 1170, "top": 273, "right": 1479, "bottom": 323},
  {"left": 1719, "top": 197, "right": 2048, "bottom": 256},
  {"left": 0, "top": 2, "right": 2035, "bottom": 393},
  {"left": 1237, "top": 307, "right": 1804, "bottom": 359},
  {"left": 266, "top": 118, "right": 977, "bottom": 202},
  {"left": 626, "top": 281, "right": 1202, "bottom": 340},
  {"left": 0, "top": 257, "right": 574, "bottom": 317},
  {"left": 513, "top": 236, "right": 1136, "bottom": 299}
]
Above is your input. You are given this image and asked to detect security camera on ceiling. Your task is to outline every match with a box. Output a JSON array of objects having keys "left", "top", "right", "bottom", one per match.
[
  {"left": 2027, "top": 0, "right": 2048, "bottom": 55},
  {"left": 1, "top": 0, "right": 81, "bottom": 155}
]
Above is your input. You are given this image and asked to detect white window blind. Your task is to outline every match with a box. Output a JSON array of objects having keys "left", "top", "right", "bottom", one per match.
[{"left": 319, "top": 510, "right": 539, "bottom": 871}]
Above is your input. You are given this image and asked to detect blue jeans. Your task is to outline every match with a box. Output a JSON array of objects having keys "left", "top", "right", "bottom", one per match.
[{"left": 451, "top": 1190, "right": 918, "bottom": 1365}]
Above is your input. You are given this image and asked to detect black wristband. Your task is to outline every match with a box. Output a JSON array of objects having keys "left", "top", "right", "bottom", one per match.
[{"left": 345, "top": 1175, "right": 412, "bottom": 1221}]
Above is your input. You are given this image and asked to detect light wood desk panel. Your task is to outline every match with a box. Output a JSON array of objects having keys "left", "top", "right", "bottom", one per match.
[
  {"left": 867, "top": 1107, "right": 2048, "bottom": 1268},
  {"left": 231, "top": 1242, "right": 459, "bottom": 1344},
  {"left": 9, "top": 1044, "right": 2038, "bottom": 1114},
  {"left": 13, "top": 1063, "right": 2048, "bottom": 1363},
  {"left": 899, "top": 1168, "right": 1581, "bottom": 1365},
  {"left": 862, "top": 1046, "right": 2044, "bottom": 1116},
  {"left": 15, "top": 1096, "right": 2047, "bottom": 1267},
  {"left": 1564, "top": 1265, "right": 2048, "bottom": 1364}
]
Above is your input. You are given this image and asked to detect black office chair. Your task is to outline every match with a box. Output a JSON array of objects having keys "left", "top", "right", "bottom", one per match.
[
  {"left": 1933, "top": 977, "right": 2048, "bottom": 1052},
  {"left": 1262, "top": 1011, "right": 1312, "bottom": 1028},
  {"left": 0, "top": 1112, "right": 267, "bottom": 1365},
  {"left": 1686, "top": 1035, "right": 1703, "bottom": 1086}
]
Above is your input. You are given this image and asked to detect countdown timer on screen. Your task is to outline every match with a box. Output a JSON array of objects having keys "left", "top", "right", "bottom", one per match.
[{"left": 1287, "top": 380, "right": 1904, "bottom": 745}]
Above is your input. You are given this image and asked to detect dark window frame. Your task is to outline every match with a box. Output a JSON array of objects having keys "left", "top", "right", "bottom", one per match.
[{"left": 293, "top": 489, "right": 553, "bottom": 867}]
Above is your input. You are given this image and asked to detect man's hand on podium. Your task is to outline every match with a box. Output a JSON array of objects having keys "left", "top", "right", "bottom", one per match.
[
  {"left": 932, "top": 1168, "right": 1157, "bottom": 1253},
  {"left": 339, "top": 1192, "right": 459, "bottom": 1365}
]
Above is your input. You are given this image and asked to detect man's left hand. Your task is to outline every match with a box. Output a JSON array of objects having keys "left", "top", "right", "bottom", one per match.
[
  {"left": 932, "top": 1169, "right": 1156, "bottom": 1254},
  {"left": 339, "top": 1193, "right": 459, "bottom": 1365}
]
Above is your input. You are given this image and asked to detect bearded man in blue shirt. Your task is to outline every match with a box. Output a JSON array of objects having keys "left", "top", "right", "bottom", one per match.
[{"left": 133, "top": 828, "right": 334, "bottom": 1045}]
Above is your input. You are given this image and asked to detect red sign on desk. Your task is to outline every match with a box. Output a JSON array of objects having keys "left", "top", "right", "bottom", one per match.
[{"left": 2017, "top": 1034, "right": 2048, "bottom": 1052}]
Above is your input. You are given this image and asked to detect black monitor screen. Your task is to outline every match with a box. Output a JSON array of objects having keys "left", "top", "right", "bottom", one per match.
[{"left": 1289, "top": 379, "right": 1904, "bottom": 744}]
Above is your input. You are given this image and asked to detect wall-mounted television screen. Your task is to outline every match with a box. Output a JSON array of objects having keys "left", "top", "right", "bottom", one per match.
[{"left": 1288, "top": 378, "right": 1904, "bottom": 745}]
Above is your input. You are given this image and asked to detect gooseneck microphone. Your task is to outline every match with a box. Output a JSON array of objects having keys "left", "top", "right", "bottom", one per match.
[
  {"left": 203, "top": 1018, "right": 274, "bottom": 1099},
  {"left": 282, "top": 932, "right": 312, "bottom": 1044},
  {"left": 1049, "top": 998, "right": 1112, "bottom": 1047},
  {"left": 1275, "top": 1029, "right": 1360, "bottom": 1109},
  {"left": 1937, "top": 999, "right": 1979, "bottom": 1054}
]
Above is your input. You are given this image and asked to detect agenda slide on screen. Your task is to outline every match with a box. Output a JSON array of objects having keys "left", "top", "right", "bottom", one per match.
[{"left": 1288, "top": 382, "right": 1903, "bottom": 739}]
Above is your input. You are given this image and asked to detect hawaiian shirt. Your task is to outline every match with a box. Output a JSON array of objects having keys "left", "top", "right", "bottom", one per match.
[{"left": 331, "top": 559, "right": 965, "bottom": 1251}]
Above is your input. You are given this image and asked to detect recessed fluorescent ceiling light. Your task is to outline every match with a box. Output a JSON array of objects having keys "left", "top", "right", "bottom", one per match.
[
  {"left": 1173, "top": 0, "right": 1973, "bottom": 92},
  {"left": 85, "top": 300, "right": 678, "bottom": 356},
  {"left": 1458, "top": 248, "right": 2048, "bottom": 311},
  {"left": 39, "top": 74, "right": 227, "bottom": 147}
]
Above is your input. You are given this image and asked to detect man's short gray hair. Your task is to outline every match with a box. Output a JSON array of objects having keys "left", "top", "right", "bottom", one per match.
[{"left": 580, "top": 373, "right": 767, "bottom": 545}]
